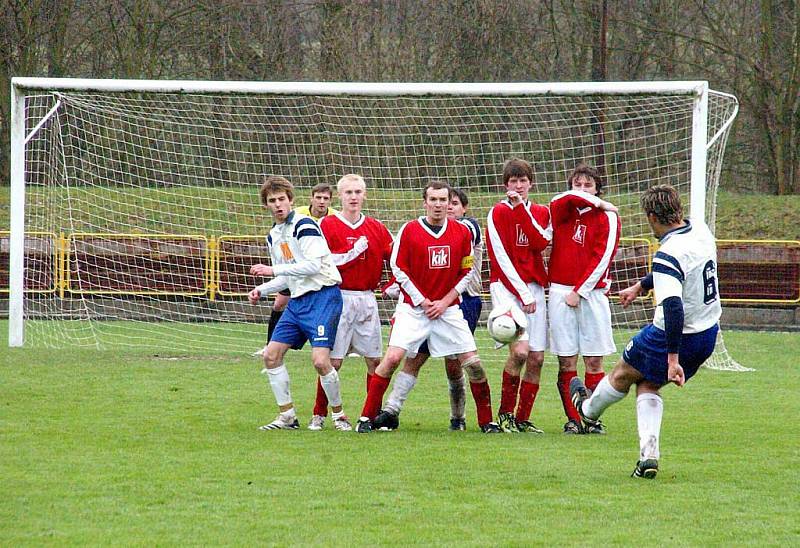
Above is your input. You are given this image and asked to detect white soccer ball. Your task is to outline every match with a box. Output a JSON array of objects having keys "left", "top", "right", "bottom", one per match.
[{"left": 487, "top": 305, "right": 526, "bottom": 344}]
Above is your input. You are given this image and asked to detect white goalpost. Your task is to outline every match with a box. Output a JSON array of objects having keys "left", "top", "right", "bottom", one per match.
[{"left": 8, "top": 78, "right": 745, "bottom": 370}]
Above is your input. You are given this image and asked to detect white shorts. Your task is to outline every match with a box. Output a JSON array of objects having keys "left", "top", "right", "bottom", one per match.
[
  {"left": 548, "top": 283, "right": 616, "bottom": 357},
  {"left": 331, "top": 290, "right": 383, "bottom": 360},
  {"left": 489, "top": 281, "right": 547, "bottom": 352},
  {"left": 389, "top": 302, "right": 477, "bottom": 358}
]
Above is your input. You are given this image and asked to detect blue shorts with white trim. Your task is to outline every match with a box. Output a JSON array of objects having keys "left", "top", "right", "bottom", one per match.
[
  {"left": 622, "top": 323, "right": 719, "bottom": 386},
  {"left": 271, "top": 284, "right": 343, "bottom": 350}
]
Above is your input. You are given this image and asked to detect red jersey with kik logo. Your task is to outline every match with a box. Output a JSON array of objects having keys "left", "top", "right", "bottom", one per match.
[
  {"left": 486, "top": 200, "right": 551, "bottom": 304},
  {"left": 548, "top": 191, "right": 621, "bottom": 295},
  {"left": 321, "top": 213, "right": 394, "bottom": 291},
  {"left": 391, "top": 217, "right": 473, "bottom": 306}
]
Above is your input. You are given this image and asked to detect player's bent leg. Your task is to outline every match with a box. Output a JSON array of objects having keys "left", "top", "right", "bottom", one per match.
[
  {"left": 578, "top": 358, "right": 638, "bottom": 423},
  {"left": 309, "top": 357, "right": 344, "bottom": 430},
  {"left": 358, "top": 346, "right": 407, "bottom": 432}
]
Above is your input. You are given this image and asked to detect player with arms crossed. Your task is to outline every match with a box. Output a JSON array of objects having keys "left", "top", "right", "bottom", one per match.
[
  {"left": 571, "top": 184, "right": 721, "bottom": 478},
  {"left": 356, "top": 180, "right": 500, "bottom": 434},
  {"left": 304, "top": 174, "right": 393, "bottom": 430},
  {"left": 248, "top": 176, "right": 350, "bottom": 431},
  {"left": 548, "top": 164, "right": 621, "bottom": 434},
  {"left": 260, "top": 183, "right": 338, "bottom": 355},
  {"left": 486, "top": 158, "right": 552, "bottom": 433},
  {"left": 375, "top": 188, "right": 486, "bottom": 431}
]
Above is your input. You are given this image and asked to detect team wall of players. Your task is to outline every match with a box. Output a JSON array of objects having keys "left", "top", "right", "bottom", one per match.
[{"left": 249, "top": 159, "right": 722, "bottom": 478}]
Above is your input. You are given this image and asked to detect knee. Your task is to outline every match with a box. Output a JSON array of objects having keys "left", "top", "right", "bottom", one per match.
[
  {"left": 461, "top": 355, "right": 486, "bottom": 381},
  {"left": 584, "top": 356, "right": 604, "bottom": 372}
]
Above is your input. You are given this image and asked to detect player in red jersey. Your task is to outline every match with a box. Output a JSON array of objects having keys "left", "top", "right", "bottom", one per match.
[
  {"left": 304, "top": 174, "right": 394, "bottom": 430},
  {"left": 486, "top": 158, "right": 552, "bottom": 433},
  {"left": 356, "top": 181, "right": 501, "bottom": 434},
  {"left": 377, "top": 188, "right": 486, "bottom": 431},
  {"left": 548, "top": 164, "right": 621, "bottom": 433}
]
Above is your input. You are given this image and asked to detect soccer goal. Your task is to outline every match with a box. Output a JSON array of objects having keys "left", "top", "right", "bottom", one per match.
[{"left": 8, "top": 78, "right": 746, "bottom": 370}]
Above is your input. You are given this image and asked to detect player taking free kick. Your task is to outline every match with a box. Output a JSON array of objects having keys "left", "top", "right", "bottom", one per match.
[{"left": 570, "top": 184, "right": 722, "bottom": 478}]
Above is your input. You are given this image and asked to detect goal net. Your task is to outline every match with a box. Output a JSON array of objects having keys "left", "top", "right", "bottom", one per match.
[{"left": 9, "top": 79, "right": 746, "bottom": 370}]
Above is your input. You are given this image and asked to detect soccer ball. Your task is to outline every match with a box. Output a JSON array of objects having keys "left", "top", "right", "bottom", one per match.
[{"left": 487, "top": 305, "right": 526, "bottom": 344}]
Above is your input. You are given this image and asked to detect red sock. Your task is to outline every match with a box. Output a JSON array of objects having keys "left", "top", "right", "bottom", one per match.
[
  {"left": 515, "top": 381, "right": 539, "bottom": 422},
  {"left": 498, "top": 370, "right": 520, "bottom": 415},
  {"left": 585, "top": 371, "right": 605, "bottom": 392},
  {"left": 366, "top": 373, "right": 374, "bottom": 393},
  {"left": 312, "top": 377, "right": 328, "bottom": 417},
  {"left": 469, "top": 380, "right": 494, "bottom": 427},
  {"left": 557, "top": 370, "right": 581, "bottom": 423},
  {"left": 360, "top": 374, "right": 391, "bottom": 420}
]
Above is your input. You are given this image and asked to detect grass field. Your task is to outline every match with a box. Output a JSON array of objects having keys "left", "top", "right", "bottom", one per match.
[{"left": 2, "top": 324, "right": 798, "bottom": 545}]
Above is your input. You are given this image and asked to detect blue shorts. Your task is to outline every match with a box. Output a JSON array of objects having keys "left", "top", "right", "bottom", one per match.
[
  {"left": 418, "top": 293, "right": 482, "bottom": 356},
  {"left": 271, "top": 285, "right": 343, "bottom": 350},
  {"left": 622, "top": 323, "right": 719, "bottom": 386}
]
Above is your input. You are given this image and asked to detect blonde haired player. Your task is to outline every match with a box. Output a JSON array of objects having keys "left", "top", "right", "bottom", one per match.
[{"left": 305, "top": 174, "right": 393, "bottom": 430}]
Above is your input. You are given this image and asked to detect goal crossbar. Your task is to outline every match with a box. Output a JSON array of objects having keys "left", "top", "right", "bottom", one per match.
[{"left": 11, "top": 77, "right": 708, "bottom": 97}]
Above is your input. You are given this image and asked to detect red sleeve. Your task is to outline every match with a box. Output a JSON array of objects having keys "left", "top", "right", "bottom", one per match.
[
  {"left": 574, "top": 211, "right": 621, "bottom": 296},
  {"left": 512, "top": 204, "right": 551, "bottom": 252}
]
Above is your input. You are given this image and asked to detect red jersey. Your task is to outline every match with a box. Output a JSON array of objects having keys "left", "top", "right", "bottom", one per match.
[
  {"left": 486, "top": 200, "right": 551, "bottom": 305},
  {"left": 321, "top": 213, "right": 393, "bottom": 291},
  {"left": 391, "top": 217, "right": 473, "bottom": 306},
  {"left": 548, "top": 191, "right": 621, "bottom": 296}
]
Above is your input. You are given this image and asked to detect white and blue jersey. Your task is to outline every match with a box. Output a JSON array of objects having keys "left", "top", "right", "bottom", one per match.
[
  {"left": 651, "top": 220, "right": 721, "bottom": 333},
  {"left": 623, "top": 219, "right": 721, "bottom": 385},
  {"left": 256, "top": 211, "right": 341, "bottom": 299},
  {"left": 255, "top": 211, "right": 342, "bottom": 349}
]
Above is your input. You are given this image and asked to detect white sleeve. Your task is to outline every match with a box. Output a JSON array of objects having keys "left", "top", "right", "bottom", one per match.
[
  {"left": 256, "top": 277, "right": 290, "bottom": 297},
  {"left": 272, "top": 260, "right": 322, "bottom": 277}
]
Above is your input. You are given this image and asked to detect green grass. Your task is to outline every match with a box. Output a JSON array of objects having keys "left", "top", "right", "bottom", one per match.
[{"left": 2, "top": 325, "right": 798, "bottom": 545}]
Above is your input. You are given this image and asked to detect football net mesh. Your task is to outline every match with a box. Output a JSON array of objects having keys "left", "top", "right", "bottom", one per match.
[{"left": 16, "top": 86, "right": 746, "bottom": 369}]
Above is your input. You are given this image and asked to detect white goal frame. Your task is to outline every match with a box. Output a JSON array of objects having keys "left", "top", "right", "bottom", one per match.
[{"left": 9, "top": 78, "right": 717, "bottom": 348}]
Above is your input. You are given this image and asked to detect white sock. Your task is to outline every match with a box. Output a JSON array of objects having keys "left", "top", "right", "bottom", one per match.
[
  {"left": 583, "top": 376, "right": 626, "bottom": 419},
  {"left": 331, "top": 410, "right": 345, "bottom": 420},
  {"left": 319, "top": 369, "right": 342, "bottom": 408},
  {"left": 384, "top": 371, "right": 417, "bottom": 415},
  {"left": 265, "top": 365, "right": 292, "bottom": 406},
  {"left": 280, "top": 407, "right": 296, "bottom": 419},
  {"left": 448, "top": 374, "right": 466, "bottom": 419},
  {"left": 637, "top": 393, "right": 663, "bottom": 460}
]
